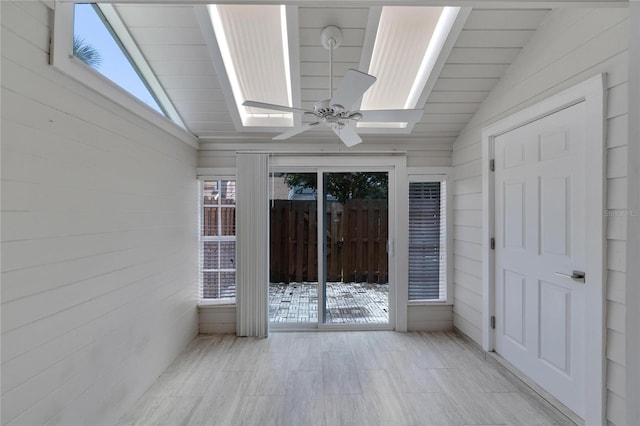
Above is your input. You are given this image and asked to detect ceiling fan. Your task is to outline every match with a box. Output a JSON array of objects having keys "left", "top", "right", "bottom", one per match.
[{"left": 242, "top": 26, "right": 424, "bottom": 147}]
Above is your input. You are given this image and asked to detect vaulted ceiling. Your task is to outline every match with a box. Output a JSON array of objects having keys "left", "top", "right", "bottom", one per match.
[{"left": 111, "top": 4, "right": 551, "bottom": 146}]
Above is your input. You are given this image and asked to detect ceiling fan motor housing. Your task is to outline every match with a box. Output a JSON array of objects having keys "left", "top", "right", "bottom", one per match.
[{"left": 310, "top": 99, "right": 362, "bottom": 122}]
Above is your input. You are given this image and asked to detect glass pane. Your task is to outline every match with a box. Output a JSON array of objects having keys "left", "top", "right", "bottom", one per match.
[
  {"left": 73, "top": 4, "right": 164, "bottom": 114},
  {"left": 220, "top": 241, "right": 235, "bottom": 270},
  {"left": 200, "top": 179, "right": 237, "bottom": 301},
  {"left": 269, "top": 172, "right": 319, "bottom": 325},
  {"left": 203, "top": 207, "right": 219, "bottom": 236},
  {"left": 203, "top": 181, "right": 220, "bottom": 205},
  {"left": 202, "top": 241, "right": 219, "bottom": 270},
  {"left": 202, "top": 271, "right": 220, "bottom": 299},
  {"left": 408, "top": 182, "right": 442, "bottom": 300},
  {"left": 219, "top": 272, "right": 236, "bottom": 298},
  {"left": 323, "top": 172, "right": 389, "bottom": 324},
  {"left": 220, "top": 180, "right": 236, "bottom": 205},
  {"left": 220, "top": 208, "right": 236, "bottom": 236}
]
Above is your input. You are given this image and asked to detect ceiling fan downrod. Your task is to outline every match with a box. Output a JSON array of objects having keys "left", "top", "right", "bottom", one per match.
[{"left": 320, "top": 26, "right": 343, "bottom": 100}]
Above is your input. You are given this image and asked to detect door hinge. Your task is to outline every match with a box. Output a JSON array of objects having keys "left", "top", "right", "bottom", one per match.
[
  {"left": 489, "top": 159, "right": 495, "bottom": 172},
  {"left": 490, "top": 238, "right": 495, "bottom": 250},
  {"left": 490, "top": 316, "right": 496, "bottom": 329}
]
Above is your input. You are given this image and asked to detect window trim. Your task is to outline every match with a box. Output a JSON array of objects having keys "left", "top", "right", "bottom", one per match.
[
  {"left": 407, "top": 167, "right": 453, "bottom": 305},
  {"left": 50, "top": 1, "right": 197, "bottom": 148}
]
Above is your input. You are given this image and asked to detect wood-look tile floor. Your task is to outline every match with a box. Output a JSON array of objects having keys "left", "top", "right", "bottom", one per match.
[{"left": 118, "top": 331, "right": 574, "bottom": 426}]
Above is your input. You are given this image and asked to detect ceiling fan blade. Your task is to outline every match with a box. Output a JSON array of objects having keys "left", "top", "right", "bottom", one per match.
[
  {"left": 273, "top": 122, "right": 320, "bottom": 140},
  {"left": 243, "top": 100, "right": 308, "bottom": 114},
  {"left": 358, "top": 109, "right": 424, "bottom": 123},
  {"left": 330, "top": 69, "right": 376, "bottom": 110},
  {"left": 331, "top": 124, "right": 362, "bottom": 147}
]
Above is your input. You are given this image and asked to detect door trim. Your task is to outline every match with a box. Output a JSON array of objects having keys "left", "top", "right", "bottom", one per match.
[{"left": 481, "top": 74, "right": 606, "bottom": 424}]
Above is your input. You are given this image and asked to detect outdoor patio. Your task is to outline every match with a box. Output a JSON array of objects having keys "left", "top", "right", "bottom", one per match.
[{"left": 269, "top": 282, "right": 389, "bottom": 324}]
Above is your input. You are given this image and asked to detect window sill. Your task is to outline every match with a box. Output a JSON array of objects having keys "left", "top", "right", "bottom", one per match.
[
  {"left": 408, "top": 300, "right": 453, "bottom": 306},
  {"left": 198, "top": 300, "right": 236, "bottom": 308}
]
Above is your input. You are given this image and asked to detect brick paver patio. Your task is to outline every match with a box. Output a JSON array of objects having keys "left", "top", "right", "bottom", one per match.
[{"left": 269, "top": 282, "right": 389, "bottom": 324}]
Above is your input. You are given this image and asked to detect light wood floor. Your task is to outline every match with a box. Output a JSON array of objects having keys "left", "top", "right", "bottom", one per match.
[{"left": 118, "top": 331, "right": 574, "bottom": 426}]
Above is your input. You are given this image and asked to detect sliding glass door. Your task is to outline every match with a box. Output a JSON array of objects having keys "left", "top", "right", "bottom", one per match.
[
  {"left": 268, "top": 164, "right": 393, "bottom": 330},
  {"left": 269, "top": 172, "right": 318, "bottom": 326},
  {"left": 322, "top": 172, "right": 389, "bottom": 325}
]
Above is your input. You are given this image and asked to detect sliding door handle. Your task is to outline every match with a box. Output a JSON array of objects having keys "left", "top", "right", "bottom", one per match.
[{"left": 554, "top": 270, "right": 585, "bottom": 283}]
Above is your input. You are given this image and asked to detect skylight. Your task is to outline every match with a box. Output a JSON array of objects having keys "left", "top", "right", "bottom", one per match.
[
  {"left": 208, "top": 5, "right": 293, "bottom": 128},
  {"left": 359, "top": 6, "right": 461, "bottom": 129}
]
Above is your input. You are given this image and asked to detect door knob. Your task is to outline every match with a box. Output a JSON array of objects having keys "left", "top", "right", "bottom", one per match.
[{"left": 554, "top": 270, "right": 585, "bottom": 283}]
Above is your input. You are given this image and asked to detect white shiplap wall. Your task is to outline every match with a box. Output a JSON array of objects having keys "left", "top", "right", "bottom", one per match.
[
  {"left": 1, "top": 2, "right": 199, "bottom": 425},
  {"left": 450, "top": 8, "right": 628, "bottom": 425},
  {"left": 197, "top": 140, "right": 453, "bottom": 169}
]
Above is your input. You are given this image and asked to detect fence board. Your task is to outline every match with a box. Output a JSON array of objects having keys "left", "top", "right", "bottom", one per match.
[
  {"left": 296, "top": 203, "right": 304, "bottom": 282},
  {"left": 308, "top": 206, "right": 316, "bottom": 280},
  {"left": 269, "top": 199, "right": 387, "bottom": 283},
  {"left": 367, "top": 202, "right": 375, "bottom": 282}
]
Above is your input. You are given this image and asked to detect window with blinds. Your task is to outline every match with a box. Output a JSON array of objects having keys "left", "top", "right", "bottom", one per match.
[
  {"left": 408, "top": 180, "right": 447, "bottom": 301},
  {"left": 200, "top": 180, "right": 237, "bottom": 301}
]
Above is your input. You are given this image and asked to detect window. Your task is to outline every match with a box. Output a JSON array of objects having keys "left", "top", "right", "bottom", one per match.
[
  {"left": 51, "top": 1, "right": 190, "bottom": 141},
  {"left": 408, "top": 179, "right": 447, "bottom": 301},
  {"left": 73, "top": 4, "right": 164, "bottom": 114},
  {"left": 200, "top": 180, "right": 236, "bottom": 301}
]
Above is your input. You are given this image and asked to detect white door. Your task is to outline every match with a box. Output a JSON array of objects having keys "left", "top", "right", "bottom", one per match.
[{"left": 494, "top": 102, "right": 586, "bottom": 418}]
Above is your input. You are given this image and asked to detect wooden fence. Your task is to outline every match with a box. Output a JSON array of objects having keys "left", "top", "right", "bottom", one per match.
[{"left": 269, "top": 199, "right": 388, "bottom": 283}]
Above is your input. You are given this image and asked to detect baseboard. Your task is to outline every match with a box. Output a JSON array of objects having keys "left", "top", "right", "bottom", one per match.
[
  {"left": 452, "top": 327, "right": 582, "bottom": 426},
  {"left": 485, "top": 351, "right": 583, "bottom": 426}
]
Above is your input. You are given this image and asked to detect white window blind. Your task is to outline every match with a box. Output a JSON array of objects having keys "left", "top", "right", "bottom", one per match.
[
  {"left": 200, "top": 179, "right": 237, "bottom": 301},
  {"left": 408, "top": 180, "right": 447, "bottom": 301}
]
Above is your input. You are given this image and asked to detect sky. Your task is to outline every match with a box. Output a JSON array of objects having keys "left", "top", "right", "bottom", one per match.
[{"left": 73, "top": 4, "right": 164, "bottom": 114}]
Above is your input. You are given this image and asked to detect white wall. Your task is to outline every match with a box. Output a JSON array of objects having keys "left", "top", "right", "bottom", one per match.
[
  {"left": 407, "top": 305, "right": 453, "bottom": 331},
  {"left": 1, "top": 2, "right": 199, "bottom": 425},
  {"left": 626, "top": 4, "right": 640, "bottom": 426},
  {"left": 198, "top": 141, "right": 453, "bottom": 169},
  {"left": 450, "top": 8, "right": 628, "bottom": 425}
]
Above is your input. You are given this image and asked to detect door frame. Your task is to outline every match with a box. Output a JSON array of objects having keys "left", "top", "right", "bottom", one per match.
[
  {"left": 481, "top": 74, "right": 606, "bottom": 424},
  {"left": 268, "top": 154, "right": 407, "bottom": 331}
]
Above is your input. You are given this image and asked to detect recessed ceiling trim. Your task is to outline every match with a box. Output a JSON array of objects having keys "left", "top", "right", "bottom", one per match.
[
  {"left": 357, "top": 6, "right": 382, "bottom": 80},
  {"left": 285, "top": 5, "right": 302, "bottom": 129},
  {"left": 357, "top": 6, "right": 470, "bottom": 131},
  {"left": 412, "top": 7, "right": 472, "bottom": 109},
  {"left": 363, "top": 6, "right": 470, "bottom": 133},
  {"left": 208, "top": 4, "right": 294, "bottom": 128},
  {"left": 195, "top": 4, "right": 244, "bottom": 131},
  {"left": 362, "top": 6, "right": 446, "bottom": 113},
  {"left": 197, "top": 4, "right": 300, "bottom": 132}
]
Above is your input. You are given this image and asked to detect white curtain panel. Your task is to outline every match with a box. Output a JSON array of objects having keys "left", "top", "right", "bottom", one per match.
[{"left": 235, "top": 153, "right": 269, "bottom": 337}]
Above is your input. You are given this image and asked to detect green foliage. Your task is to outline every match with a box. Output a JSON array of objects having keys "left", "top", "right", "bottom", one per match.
[
  {"left": 286, "top": 172, "right": 388, "bottom": 204},
  {"left": 73, "top": 35, "right": 102, "bottom": 69}
]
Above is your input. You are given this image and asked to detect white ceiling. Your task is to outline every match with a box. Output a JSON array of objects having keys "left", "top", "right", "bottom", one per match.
[{"left": 113, "top": 4, "right": 551, "bottom": 146}]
